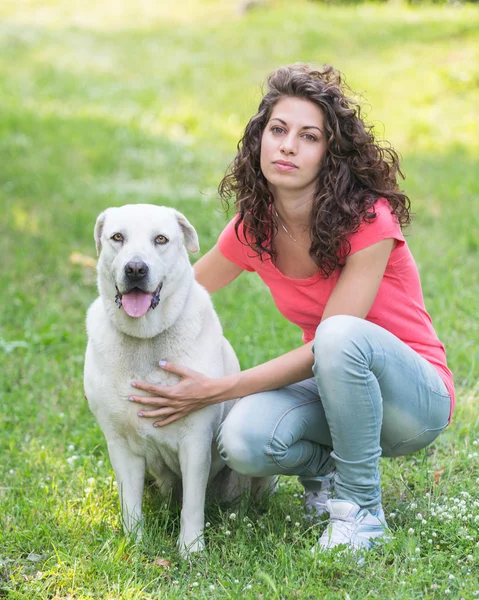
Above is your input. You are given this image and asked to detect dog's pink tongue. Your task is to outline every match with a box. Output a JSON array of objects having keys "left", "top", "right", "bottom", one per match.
[{"left": 121, "top": 289, "right": 153, "bottom": 318}]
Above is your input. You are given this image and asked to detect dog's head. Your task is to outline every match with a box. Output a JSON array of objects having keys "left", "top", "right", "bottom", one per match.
[{"left": 94, "top": 204, "right": 199, "bottom": 334}]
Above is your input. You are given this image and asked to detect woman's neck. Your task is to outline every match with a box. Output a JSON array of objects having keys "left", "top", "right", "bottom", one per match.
[{"left": 270, "top": 187, "right": 313, "bottom": 232}]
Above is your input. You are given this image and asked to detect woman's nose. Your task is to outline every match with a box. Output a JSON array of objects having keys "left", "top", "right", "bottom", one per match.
[{"left": 280, "top": 135, "right": 297, "bottom": 155}]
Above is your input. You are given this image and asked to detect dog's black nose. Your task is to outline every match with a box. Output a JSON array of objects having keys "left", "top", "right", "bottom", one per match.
[{"left": 125, "top": 260, "right": 149, "bottom": 281}]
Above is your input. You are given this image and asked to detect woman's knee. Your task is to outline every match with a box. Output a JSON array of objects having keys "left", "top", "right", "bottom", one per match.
[
  {"left": 217, "top": 402, "right": 271, "bottom": 477},
  {"left": 313, "top": 315, "right": 368, "bottom": 374}
]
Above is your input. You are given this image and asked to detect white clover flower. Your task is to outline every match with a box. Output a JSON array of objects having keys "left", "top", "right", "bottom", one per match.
[
  {"left": 410, "top": 502, "right": 417, "bottom": 510},
  {"left": 428, "top": 539, "right": 432, "bottom": 543},
  {"left": 407, "top": 528, "right": 415, "bottom": 535},
  {"left": 87, "top": 477, "right": 95, "bottom": 486},
  {"left": 192, "top": 581, "right": 198, "bottom": 587},
  {"left": 473, "top": 440, "right": 478, "bottom": 445},
  {"left": 389, "top": 512, "right": 396, "bottom": 518},
  {"left": 445, "top": 589, "right": 450, "bottom": 594},
  {"left": 234, "top": 579, "right": 240, "bottom": 584},
  {"left": 285, "top": 515, "right": 291, "bottom": 522},
  {"left": 432, "top": 532, "right": 437, "bottom": 537},
  {"left": 229, "top": 513, "right": 236, "bottom": 520},
  {"left": 416, "top": 513, "right": 423, "bottom": 520},
  {"left": 449, "top": 575, "right": 455, "bottom": 580},
  {"left": 9, "top": 469, "right": 15, "bottom": 474},
  {"left": 247, "top": 523, "right": 253, "bottom": 528},
  {"left": 225, "top": 530, "right": 231, "bottom": 536},
  {"left": 415, "top": 547, "right": 420, "bottom": 553},
  {"left": 205, "top": 522, "right": 211, "bottom": 528},
  {"left": 68, "top": 444, "right": 75, "bottom": 451},
  {"left": 430, "top": 584, "right": 439, "bottom": 590},
  {"left": 245, "top": 584, "right": 252, "bottom": 590},
  {"left": 295, "top": 522, "right": 300, "bottom": 527},
  {"left": 412, "top": 568, "right": 417, "bottom": 574},
  {"left": 209, "top": 585, "right": 215, "bottom": 591},
  {"left": 84, "top": 487, "right": 92, "bottom": 494}
]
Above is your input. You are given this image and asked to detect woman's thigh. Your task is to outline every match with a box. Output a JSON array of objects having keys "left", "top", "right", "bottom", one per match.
[
  {"left": 379, "top": 352, "right": 451, "bottom": 457},
  {"left": 217, "top": 378, "right": 333, "bottom": 476}
]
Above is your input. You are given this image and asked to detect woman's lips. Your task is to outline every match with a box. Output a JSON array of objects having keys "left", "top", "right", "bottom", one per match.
[{"left": 273, "top": 161, "right": 298, "bottom": 171}]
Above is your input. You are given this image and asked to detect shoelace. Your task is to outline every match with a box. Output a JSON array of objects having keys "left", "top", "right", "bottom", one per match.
[{"left": 325, "top": 512, "right": 367, "bottom": 544}]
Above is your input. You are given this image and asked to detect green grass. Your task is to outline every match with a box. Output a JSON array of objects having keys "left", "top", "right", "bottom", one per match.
[{"left": 1, "top": 1, "right": 479, "bottom": 598}]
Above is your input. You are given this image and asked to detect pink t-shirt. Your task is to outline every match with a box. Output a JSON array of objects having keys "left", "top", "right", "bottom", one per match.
[{"left": 217, "top": 198, "right": 455, "bottom": 419}]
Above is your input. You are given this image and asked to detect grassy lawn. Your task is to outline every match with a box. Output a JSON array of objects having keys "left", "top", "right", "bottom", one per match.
[{"left": 1, "top": 0, "right": 479, "bottom": 598}]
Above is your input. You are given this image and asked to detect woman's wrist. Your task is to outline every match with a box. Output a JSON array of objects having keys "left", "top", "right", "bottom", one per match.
[{"left": 210, "top": 372, "right": 243, "bottom": 404}]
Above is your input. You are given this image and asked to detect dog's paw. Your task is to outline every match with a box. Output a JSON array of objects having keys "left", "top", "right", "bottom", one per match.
[{"left": 178, "top": 534, "right": 205, "bottom": 558}]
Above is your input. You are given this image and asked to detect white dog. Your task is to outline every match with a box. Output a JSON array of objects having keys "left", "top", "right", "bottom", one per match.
[{"left": 84, "top": 204, "right": 272, "bottom": 555}]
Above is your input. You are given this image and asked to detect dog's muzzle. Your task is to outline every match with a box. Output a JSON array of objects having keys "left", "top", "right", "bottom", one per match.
[{"left": 115, "top": 282, "right": 163, "bottom": 318}]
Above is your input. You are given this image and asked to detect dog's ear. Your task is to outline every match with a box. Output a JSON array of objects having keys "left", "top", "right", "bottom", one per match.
[
  {"left": 94, "top": 211, "right": 108, "bottom": 256},
  {"left": 173, "top": 210, "right": 200, "bottom": 254}
]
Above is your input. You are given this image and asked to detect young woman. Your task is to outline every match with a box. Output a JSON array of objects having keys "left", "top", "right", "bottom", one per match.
[{"left": 129, "top": 64, "right": 454, "bottom": 553}]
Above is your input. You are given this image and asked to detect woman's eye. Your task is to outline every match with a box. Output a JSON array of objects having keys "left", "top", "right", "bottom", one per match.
[
  {"left": 111, "top": 233, "right": 123, "bottom": 242},
  {"left": 271, "top": 126, "right": 285, "bottom": 134},
  {"left": 155, "top": 235, "right": 169, "bottom": 245},
  {"left": 303, "top": 133, "right": 317, "bottom": 142}
]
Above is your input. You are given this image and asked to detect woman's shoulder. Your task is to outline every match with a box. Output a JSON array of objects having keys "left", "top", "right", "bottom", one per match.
[{"left": 347, "top": 197, "right": 406, "bottom": 255}]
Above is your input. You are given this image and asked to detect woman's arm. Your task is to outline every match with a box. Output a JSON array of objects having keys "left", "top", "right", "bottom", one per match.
[
  {"left": 194, "top": 245, "right": 244, "bottom": 294},
  {"left": 130, "top": 238, "right": 395, "bottom": 426}
]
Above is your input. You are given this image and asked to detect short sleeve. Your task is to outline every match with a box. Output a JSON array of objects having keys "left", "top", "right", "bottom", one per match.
[
  {"left": 348, "top": 198, "right": 405, "bottom": 255},
  {"left": 217, "top": 216, "right": 256, "bottom": 272}
]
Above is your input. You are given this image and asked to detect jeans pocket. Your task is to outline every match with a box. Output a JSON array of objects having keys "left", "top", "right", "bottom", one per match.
[{"left": 387, "top": 422, "right": 448, "bottom": 457}]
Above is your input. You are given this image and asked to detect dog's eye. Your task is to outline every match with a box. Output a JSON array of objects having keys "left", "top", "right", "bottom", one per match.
[
  {"left": 155, "top": 235, "right": 169, "bottom": 245},
  {"left": 111, "top": 233, "right": 124, "bottom": 242}
]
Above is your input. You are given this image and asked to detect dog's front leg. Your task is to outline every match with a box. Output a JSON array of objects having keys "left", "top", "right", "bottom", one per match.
[
  {"left": 178, "top": 441, "right": 211, "bottom": 557},
  {"left": 107, "top": 438, "right": 146, "bottom": 539}
]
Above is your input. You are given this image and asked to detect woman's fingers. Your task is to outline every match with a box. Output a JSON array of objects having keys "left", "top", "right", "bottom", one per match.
[
  {"left": 137, "top": 406, "right": 175, "bottom": 418},
  {"left": 130, "top": 381, "right": 173, "bottom": 395},
  {"left": 128, "top": 395, "right": 172, "bottom": 406},
  {"left": 153, "top": 414, "right": 184, "bottom": 427},
  {"left": 158, "top": 360, "right": 195, "bottom": 378}
]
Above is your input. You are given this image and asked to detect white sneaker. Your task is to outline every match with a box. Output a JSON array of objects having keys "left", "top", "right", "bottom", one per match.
[
  {"left": 314, "top": 499, "right": 388, "bottom": 552},
  {"left": 303, "top": 471, "right": 335, "bottom": 521}
]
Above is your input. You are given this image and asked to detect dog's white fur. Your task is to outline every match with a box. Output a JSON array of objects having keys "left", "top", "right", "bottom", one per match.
[{"left": 84, "top": 204, "right": 271, "bottom": 555}]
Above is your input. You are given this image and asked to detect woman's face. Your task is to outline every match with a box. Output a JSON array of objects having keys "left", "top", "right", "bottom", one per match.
[{"left": 260, "top": 96, "right": 327, "bottom": 197}]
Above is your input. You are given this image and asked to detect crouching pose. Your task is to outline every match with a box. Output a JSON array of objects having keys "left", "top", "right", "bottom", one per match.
[{"left": 129, "top": 64, "right": 454, "bottom": 553}]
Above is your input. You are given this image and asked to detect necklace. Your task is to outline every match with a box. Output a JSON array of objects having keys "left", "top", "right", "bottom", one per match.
[{"left": 274, "top": 208, "right": 309, "bottom": 249}]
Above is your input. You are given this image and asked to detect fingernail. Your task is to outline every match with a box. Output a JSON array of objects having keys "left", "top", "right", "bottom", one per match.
[
  {"left": 138, "top": 413, "right": 143, "bottom": 417},
  {"left": 153, "top": 423, "right": 159, "bottom": 427},
  {"left": 130, "top": 382, "right": 137, "bottom": 387},
  {"left": 128, "top": 397, "right": 134, "bottom": 402},
  {"left": 159, "top": 360, "right": 167, "bottom": 367}
]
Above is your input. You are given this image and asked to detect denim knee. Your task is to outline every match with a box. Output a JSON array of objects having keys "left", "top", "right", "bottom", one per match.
[
  {"left": 217, "top": 412, "right": 269, "bottom": 477},
  {"left": 312, "top": 315, "right": 369, "bottom": 377}
]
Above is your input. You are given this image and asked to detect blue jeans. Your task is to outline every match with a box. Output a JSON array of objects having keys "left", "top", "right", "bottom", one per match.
[{"left": 217, "top": 315, "right": 451, "bottom": 510}]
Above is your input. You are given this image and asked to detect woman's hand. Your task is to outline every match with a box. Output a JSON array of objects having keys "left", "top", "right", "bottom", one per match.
[{"left": 129, "top": 361, "right": 228, "bottom": 427}]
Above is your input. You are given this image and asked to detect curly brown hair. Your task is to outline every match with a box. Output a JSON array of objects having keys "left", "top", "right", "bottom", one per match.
[{"left": 218, "top": 63, "right": 411, "bottom": 278}]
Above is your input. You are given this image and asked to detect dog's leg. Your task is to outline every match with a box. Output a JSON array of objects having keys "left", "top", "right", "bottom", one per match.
[
  {"left": 177, "top": 441, "right": 211, "bottom": 556},
  {"left": 107, "top": 439, "right": 146, "bottom": 539},
  {"left": 251, "top": 475, "right": 279, "bottom": 501}
]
